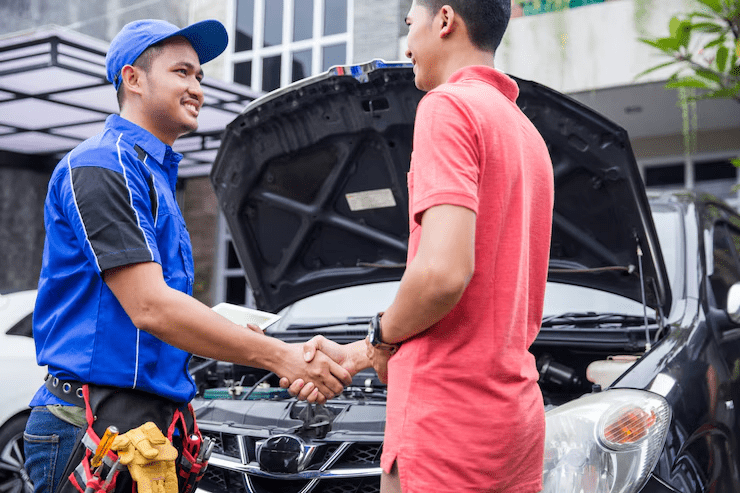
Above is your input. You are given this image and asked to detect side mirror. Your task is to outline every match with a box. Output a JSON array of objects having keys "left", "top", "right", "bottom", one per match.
[{"left": 727, "top": 283, "right": 740, "bottom": 324}]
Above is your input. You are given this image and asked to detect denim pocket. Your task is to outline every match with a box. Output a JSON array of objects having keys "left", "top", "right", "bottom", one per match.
[
  {"left": 24, "top": 408, "right": 81, "bottom": 493},
  {"left": 23, "top": 431, "right": 60, "bottom": 493}
]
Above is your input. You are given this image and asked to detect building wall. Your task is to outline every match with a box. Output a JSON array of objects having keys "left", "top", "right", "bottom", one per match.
[
  {"left": 353, "top": 0, "right": 410, "bottom": 63},
  {"left": 0, "top": 154, "right": 54, "bottom": 292},
  {"left": 0, "top": 0, "right": 188, "bottom": 42},
  {"left": 497, "top": 0, "right": 695, "bottom": 93},
  {"left": 180, "top": 176, "right": 220, "bottom": 307},
  {"left": 0, "top": 1, "right": 200, "bottom": 295}
]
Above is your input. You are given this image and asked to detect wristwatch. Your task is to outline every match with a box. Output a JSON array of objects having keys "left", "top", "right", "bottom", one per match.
[{"left": 368, "top": 312, "right": 400, "bottom": 354}]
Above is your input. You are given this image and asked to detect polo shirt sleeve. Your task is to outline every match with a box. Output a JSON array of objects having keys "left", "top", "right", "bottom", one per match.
[
  {"left": 409, "top": 91, "right": 481, "bottom": 226},
  {"left": 60, "top": 151, "right": 160, "bottom": 274}
]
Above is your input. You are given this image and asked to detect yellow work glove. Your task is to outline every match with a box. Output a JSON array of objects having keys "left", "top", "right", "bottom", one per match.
[{"left": 110, "top": 422, "right": 179, "bottom": 493}]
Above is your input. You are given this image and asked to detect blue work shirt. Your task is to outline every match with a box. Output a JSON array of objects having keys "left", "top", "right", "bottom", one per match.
[{"left": 30, "top": 114, "right": 196, "bottom": 406}]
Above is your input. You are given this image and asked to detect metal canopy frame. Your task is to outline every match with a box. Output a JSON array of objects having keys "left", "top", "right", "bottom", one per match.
[{"left": 0, "top": 27, "right": 259, "bottom": 177}]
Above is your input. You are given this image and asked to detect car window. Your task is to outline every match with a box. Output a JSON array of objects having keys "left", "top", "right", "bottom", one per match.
[
  {"left": 6, "top": 312, "right": 33, "bottom": 338},
  {"left": 274, "top": 207, "right": 682, "bottom": 324},
  {"left": 710, "top": 222, "right": 740, "bottom": 310},
  {"left": 274, "top": 281, "right": 400, "bottom": 329},
  {"left": 651, "top": 205, "right": 683, "bottom": 299},
  {"left": 543, "top": 206, "right": 680, "bottom": 317}
]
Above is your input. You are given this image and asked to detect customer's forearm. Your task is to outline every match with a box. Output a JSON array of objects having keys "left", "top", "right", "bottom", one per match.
[{"left": 380, "top": 257, "right": 469, "bottom": 344}]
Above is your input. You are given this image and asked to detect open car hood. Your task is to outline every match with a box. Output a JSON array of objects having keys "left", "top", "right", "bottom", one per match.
[{"left": 211, "top": 60, "right": 670, "bottom": 315}]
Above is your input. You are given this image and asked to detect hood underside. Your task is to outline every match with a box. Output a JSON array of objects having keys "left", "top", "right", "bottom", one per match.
[{"left": 211, "top": 60, "right": 671, "bottom": 315}]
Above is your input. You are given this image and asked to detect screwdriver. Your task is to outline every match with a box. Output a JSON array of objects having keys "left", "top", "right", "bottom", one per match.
[{"left": 91, "top": 426, "right": 119, "bottom": 469}]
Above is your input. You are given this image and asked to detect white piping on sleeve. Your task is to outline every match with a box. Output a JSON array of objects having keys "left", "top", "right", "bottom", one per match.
[
  {"left": 115, "top": 133, "right": 155, "bottom": 261},
  {"left": 133, "top": 328, "right": 140, "bottom": 389},
  {"left": 67, "top": 151, "right": 103, "bottom": 273},
  {"left": 116, "top": 133, "right": 154, "bottom": 390}
]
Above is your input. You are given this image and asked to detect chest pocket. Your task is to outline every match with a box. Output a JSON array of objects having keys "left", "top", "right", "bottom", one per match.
[{"left": 151, "top": 175, "right": 194, "bottom": 295}]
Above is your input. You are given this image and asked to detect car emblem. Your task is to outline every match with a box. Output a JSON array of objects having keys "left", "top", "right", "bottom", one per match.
[{"left": 256, "top": 434, "right": 318, "bottom": 474}]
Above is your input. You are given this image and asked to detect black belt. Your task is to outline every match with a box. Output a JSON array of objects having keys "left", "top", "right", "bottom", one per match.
[{"left": 44, "top": 374, "right": 85, "bottom": 408}]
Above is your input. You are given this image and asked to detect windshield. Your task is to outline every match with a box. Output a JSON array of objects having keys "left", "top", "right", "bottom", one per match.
[
  {"left": 271, "top": 205, "right": 682, "bottom": 329},
  {"left": 543, "top": 205, "right": 681, "bottom": 317}
]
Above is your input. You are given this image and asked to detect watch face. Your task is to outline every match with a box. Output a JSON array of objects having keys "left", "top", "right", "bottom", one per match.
[{"left": 369, "top": 313, "right": 382, "bottom": 346}]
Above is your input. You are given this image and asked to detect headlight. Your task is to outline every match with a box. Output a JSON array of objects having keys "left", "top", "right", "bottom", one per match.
[{"left": 542, "top": 389, "right": 671, "bottom": 493}]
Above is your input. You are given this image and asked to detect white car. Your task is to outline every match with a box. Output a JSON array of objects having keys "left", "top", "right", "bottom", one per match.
[{"left": 0, "top": 289, "right": 44, "bottom": 493}]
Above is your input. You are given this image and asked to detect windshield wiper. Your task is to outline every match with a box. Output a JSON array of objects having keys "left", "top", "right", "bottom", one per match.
[
  {"left": 284, "top": 317, "right": 373, "bottom": 330},
  {"left": 541, "top": 312, "right": 656, "bottom": 328}
]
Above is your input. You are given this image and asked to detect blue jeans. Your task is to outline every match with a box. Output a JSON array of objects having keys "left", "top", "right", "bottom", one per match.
[{"left": 23, "top": 407, "right": 83, "bottom": 493}]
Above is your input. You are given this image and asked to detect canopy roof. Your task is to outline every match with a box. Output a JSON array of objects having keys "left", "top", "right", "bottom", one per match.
[{"left": 0, "top": 26, "right": 258, "bottom": 177}]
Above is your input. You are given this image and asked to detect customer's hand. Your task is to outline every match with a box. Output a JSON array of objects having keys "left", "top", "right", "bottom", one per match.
[
  {"left": 279, "top": 343, "right": 352, "bottom": 404},
  {"left": 365, "top": 337, "right": 391, "bottom": 384}
]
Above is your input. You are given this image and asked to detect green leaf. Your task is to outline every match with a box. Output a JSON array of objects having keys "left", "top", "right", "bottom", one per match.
[
  {"left": 635, "top": 60, "right": 681, "bottom": 79},
  {"left": 717, "top": 46, "right": 729, "bottom": 72},
  {"left": 703, "top": 87, "right": 740, "bottom": 98},
  {"left": 704, "top": 36, "right": 728, "bottom": 49},
  {"left": 655, "top": 36, "right": 682, "bottom": 52},
  {"left": 689, "top": 12, "right": 720, "bottom": 20},
  {"left": 639, "top": 38, "right": 671, "bottom": 53},
  {"left": 691, "top": 21, "right": 725, "bottom": 33},
  {"left": 665, "top": 77, "right": 711, "bottom": 89},
  {"left": 677, "top": 21, "right": 692, "bottom": 47},
  {"left": 669, "top": 16, "right": 681, "bottom": 37},
  {"left": 639, "top": 37, "right": 681, "bottom": 53},
  {"left": 694, "top": 67, "right": 723, "bottom": 83},
  {"left": 695, "top": 0, "right": 723, "bottom": 14},
  {"left": 732, "top": 158, "right": 740, "bottom": 169}
]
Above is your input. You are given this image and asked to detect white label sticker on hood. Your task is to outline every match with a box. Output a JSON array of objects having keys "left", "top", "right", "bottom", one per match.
[{"left": 345, "top": 189, "right": 397, "bottom": 211}]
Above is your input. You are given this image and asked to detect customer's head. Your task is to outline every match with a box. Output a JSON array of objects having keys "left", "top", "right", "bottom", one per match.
[
  {"left": 105, "top": 19, "right": 228, "bottom": 144},
  {"left": 414, "top": 0, "right": 511, "bottom": 52},
  {"left": 405, "top": 0, "right": 510, "bottom": 90}
]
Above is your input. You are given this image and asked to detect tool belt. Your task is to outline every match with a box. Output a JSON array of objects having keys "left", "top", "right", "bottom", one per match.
[
  {"left": 54, "top": 381, "right": 209, "bottom": 493},
  {"left": 45, "top": 374, "right": 85, "bottom": 407}
]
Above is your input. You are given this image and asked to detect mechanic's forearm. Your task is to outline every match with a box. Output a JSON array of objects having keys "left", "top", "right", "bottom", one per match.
[
  {"left": 138, "top": 287, "right": 291, "bottom": 374},
  {"left": 380, "top": 257, "right": 470, "bottom": 344}
]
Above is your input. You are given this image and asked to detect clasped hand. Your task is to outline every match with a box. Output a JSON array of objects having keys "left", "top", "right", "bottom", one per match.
[
  {"left": 245, "top": 323, "right": 352, "bottom": 404},
  {"left": 278, "top": 335, "right": 392, "bottom": 401}
]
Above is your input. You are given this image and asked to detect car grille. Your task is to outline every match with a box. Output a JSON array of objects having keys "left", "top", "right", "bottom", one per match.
[{"left": 198, "top": 429, "right": 382, "bottom": 493}]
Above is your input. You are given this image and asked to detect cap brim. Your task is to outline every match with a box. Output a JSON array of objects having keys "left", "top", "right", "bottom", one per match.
[{"left": 168, "top": 19, "right": 228, "bottom": 66}]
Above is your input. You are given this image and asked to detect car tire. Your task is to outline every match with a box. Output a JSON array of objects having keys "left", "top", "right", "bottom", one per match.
[{"left": 0, "top": 413, "right": 33, "bottom": 493}]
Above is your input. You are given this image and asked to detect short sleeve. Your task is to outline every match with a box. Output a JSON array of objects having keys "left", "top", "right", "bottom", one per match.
[
  {"left": 61, "top": 154, "right": 160, "bottom": 273},
  {"left": 409, "top": 91, "right": 481, "bottom": 226}
]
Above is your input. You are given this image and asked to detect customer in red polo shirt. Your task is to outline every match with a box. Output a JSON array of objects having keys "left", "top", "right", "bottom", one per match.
[{"left": 284, "top": 0, "right": 554, "bottom": 491}]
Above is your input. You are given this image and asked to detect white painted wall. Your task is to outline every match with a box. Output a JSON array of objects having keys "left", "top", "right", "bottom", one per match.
[{"left": 496, "top": 0, "right": 697, "bottom": 93}]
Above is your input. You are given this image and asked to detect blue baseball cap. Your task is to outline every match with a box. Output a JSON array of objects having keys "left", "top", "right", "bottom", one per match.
[{"left": 106, "top": 19, "right": 229, "bottom": 90}]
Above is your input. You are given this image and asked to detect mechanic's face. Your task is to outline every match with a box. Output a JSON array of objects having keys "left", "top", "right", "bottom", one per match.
[
  {"left": 139, "top": 37, "right": 204, "bottom": 145},
  {"left": 404, "top": 2, "right": 442, "bottom": 91}
]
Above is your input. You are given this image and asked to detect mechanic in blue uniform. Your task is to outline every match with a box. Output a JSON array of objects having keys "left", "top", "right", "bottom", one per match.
[{"left": 23, "top": 18, "right": 351, "bottom": 493}]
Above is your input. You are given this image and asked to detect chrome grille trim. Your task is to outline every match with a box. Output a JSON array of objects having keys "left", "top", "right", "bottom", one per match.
[{"left": 208, "top": 455, "right": 382, "bottom": 480}]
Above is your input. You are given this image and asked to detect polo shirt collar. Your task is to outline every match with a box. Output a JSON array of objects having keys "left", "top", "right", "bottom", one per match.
[
  {"left": 105, "top": 114, "right": 183, "bottom": 167},
  {"left": 446, "top": 65, "right": 519, "bottom": 103}
]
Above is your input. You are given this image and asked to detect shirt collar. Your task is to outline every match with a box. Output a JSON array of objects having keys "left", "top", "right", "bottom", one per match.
[
  {"left": 446, "top": 65, "right": 519, "bottom": 102},
  {"left": 105, "top": 114, "right": 183, "bottom": 167}
]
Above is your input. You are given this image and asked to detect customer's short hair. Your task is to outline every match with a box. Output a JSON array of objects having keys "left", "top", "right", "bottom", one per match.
[
  {"left": 116, "top": 43, "right": 164, "bottom": 108},
  {"left": 416, "top": 0, "right": 511, "bottom": 52}
]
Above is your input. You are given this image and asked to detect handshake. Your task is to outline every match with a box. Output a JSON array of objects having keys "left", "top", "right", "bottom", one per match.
[{"left": 246, "top": 323, "right": 393, "bottom": 403}]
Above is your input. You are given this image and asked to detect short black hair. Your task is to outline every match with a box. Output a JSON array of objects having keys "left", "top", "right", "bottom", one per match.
[
  {"left": 116, "top": 43, "right": 164, "bottom": 108},
  {"left": 415, "top": 0, "right": 511, "bottom": 52}
]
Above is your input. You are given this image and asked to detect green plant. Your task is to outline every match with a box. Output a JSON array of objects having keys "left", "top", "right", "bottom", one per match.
[{"left": 638, "top": 0, "right": 740, "bottom": 166}]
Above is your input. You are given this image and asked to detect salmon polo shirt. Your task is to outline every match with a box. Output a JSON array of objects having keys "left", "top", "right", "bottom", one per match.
[{"left": 381, "top": 66, "right": 554, "bottom": 492}]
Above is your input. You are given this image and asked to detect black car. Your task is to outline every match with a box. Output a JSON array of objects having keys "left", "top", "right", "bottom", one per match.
[{"left": 193, "top": 60, "right": 740, "bottom": 493}]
